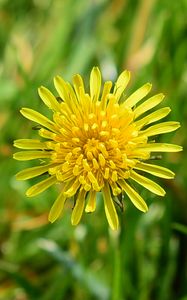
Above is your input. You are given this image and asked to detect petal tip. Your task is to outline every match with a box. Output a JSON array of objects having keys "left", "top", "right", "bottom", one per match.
[
  {"left": 48, "top": 214, "right": 56, "bottom": 223},
  {"left": 147, "top": 82, "right": 152, "bottom": 90},
  {"left": 53, "top": 75, "right": 61, "bottom": 85},
  {"left": 71, "top": 217, "right": 78, "bottom": 226},
  {"left": 110, "top": 221, "right": 119, "bottom": 231},
  {"left": 160, "top": 190, "right": 166, "bottom": 197},
  {"left": 13, "top": 153, "right": 17, "bottom": 160},
  {"left": 38, "top": 86, "right": 44, "bottom": 95},
  {"left": 177, "top": 145, "right": 183, "bottom": 152},
  {"left": 20, "top": 107, "right": 30, "bottom": 118},
  {"left": 93, "top": 66, "right": 99, "bottom": 71},
  {"left": 85, "top": 207, "right": 92, "bottom": 213},
  {"left": 125, "top": 70, "right": 131, "bottom": 78},
  {"left": 20, "top": 108, "right": 25, "bottom": 115},
  {"left": 26, "top": 190, "right": 32, "bottom": 197},
  {"left": 143, "top": 205, "right": 149, "bottom": 213},
  {"left": 15, "top": 173, "right": 22, "bottom": 180}
]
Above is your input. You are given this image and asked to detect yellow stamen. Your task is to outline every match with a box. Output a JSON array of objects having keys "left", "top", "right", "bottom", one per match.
[
  {"left": 104, "top": 167, "right": 110, "bottom": 179},
  {"left": 92, "top": 158, "right": 99, "bottom": 169},
  {"left": 111, "top": 171, "right": 118, "bottom": 182},
  {"left": 99, "top": 153, "right": 105, "bottom": 167},
  {"left": 73, "top": 165, "right": 80, "bottom": 176},
  {"left": 83, "top": 159, "right": 91, "bottom": 171},
  {"left": 109, "top": 160, "right": 116, "bottom": 169},
  {"left": 98, "top": 143, "right": 108, "bottom": 158}
]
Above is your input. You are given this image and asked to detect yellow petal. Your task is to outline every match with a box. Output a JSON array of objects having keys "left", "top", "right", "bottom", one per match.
[
  {"left": 16, "top": 163, "right": 55, "bottom": 180},
  {"left": 64, "top": 179, "right": 80, "bottom": 197},
  {"left": 140, "top": 121, "right": 180, "bottom": 137},
  {"left": 128, "top": 149, "right": 151, "bottom": 160},
  {"left": 102, "top": 183, "right": 119, "bottom": 230},
  {"left": 135, "top": 107, "right": 171, "bottom": 129},
  {"left": 38, "top": 86, "right": 61, "bottom": 111},
  {"left": 48, "top": 190, "right": 66, "bottom": 223},
  {"left": 54, "top": 76, "right": 69, "bottom": 103},
  {"left": 78, "top": 87, "right": 91, "bottom": 113},
  {"left": 138, "top": 143, "right": 183, "bottom": 152},
  {"left": 20, "top": 108, "right": 58, "bottom": 133},
  {"left": 90, "top": 67, "right": 101, "bottom": 102},
  {"left": 130, "top": 170, "right": 165, "bottom": 196},
  {"left": 118, "top": 180, "right": 148, "bottom": 212},
  {"left": 26, "top": 175, "right": 57, "bottom": 197},
  {"left": 71, "top": 189, "right": 86, "bottom": 226},
  {"left": 114, "top": 70, "right": 130, "bottom": 101},
  {"left": 85, "top": 191, "right": 96, "bottom": 213},
  {"left": 39, "top": 128, "right": 57, "bottom": 140},
  {"left": 134, "top": 162, "right": 175, "bottom": 179},
  {"left": 54, "top": 77, "right": 78, "bottom": 114},
  {"left": 124, "top": 83, "right": 152, "bottom": 108},
  {"left": 14, "top": 139, "right": 47, "bottom": 150},
  {"left": 100, "top": 81, "right": 112, "bottom": 109},
  {"left": 65, "top": 82, "right": 77, "bottom": 103},
  {"left": 13, "top": 151, "right": 51, "bottom": 161},
  {"left": 134, "top": 93, "right": 165, "bottom": 118},
  {"left": 131, "top": 135, "right": 148, "bottom": 144},
  {"left": 110, "top": 182, "right": 121, "bottom": 196},
  {"left": 73, "top": 74, "right": 85, "bottom": 99}
]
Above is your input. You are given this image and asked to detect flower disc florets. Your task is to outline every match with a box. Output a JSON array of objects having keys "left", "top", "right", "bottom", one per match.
[{"left": 14, "top": 67, "right": 182, "bottom": 230}]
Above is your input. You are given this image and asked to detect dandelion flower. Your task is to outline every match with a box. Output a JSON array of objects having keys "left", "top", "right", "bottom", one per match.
[{"left": 13, "top": 67, "right": 182, "bottom": 230}]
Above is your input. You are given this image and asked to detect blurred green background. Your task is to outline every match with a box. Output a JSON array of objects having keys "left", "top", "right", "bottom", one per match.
[{"left": 0, "top": 0, "right": 187, "bottom": 299}]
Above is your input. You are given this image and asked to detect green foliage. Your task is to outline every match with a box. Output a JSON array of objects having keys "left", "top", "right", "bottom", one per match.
[{"left": 0, "top": 0, "right": 186, "bottom": 299}]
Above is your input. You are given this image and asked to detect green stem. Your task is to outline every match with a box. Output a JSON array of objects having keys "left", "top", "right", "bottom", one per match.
[{"left": 111, "top": 214, "right": 125, "bottom": 300}]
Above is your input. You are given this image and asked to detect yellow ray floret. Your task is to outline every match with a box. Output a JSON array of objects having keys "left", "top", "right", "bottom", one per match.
[{"left": 13, "top": 67, "right": 182, "bottom": 230}]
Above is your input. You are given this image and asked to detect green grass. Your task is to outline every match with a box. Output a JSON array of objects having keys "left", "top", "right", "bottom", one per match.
[{"left": 0, "top": 0, "right": 187, "bottom": 299}]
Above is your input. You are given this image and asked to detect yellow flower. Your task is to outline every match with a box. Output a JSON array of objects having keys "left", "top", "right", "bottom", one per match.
[{"left": 13, "top": 67, "right": 182, "bottom": 230}]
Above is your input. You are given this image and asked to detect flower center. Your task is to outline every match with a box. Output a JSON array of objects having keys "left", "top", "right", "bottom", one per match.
[
  {"left": 83, "top": 138, "right": 108, "bottom": 161},
  {"left": 84, "top": 138, "right": 99, "bottom": 155},
  {"left": 47, "top": 104, "right": 139, "bottom": 194}
]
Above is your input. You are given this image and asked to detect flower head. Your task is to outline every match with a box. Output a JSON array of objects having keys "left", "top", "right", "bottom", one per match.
[{"left": 14, "top": 67, "right": 182, "bottom": 230}]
